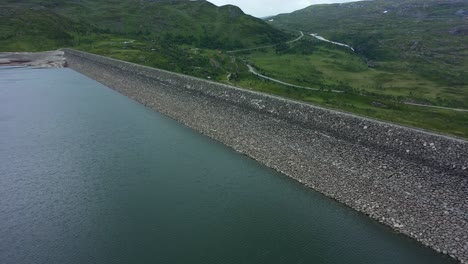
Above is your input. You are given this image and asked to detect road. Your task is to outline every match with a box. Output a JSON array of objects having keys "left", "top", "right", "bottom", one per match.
[
  {"left": 286, "top": 31, "right": 304, "bottom": 44},
  {"left": 230, "top": 31, "right": 342, "bottom": 93},
  {"left": 403, "top": 102, "right": 468, "bottom": 112},
  {"left": 247, "top": 64, "right": 343, "bottom": 93},
  {"left": 233, "top": 31, "right": 467, "bottom": 112},
  {"left": 246, "top": 65, "right": 468, "bottom": 109},
  {"left": 307, "top": 34, "right": 468, "bottom": 112},
  {"left": 227, "top": 31, "right": 343, "bottom": 92},
  {"left": 227, "top": 31, "right": 304, "bottom": 54}
]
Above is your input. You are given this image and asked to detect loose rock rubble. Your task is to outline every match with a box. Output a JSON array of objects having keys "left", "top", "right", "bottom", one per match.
[
  {"left": 64, "top": 49, "right": 468, "bottom": 263},
  {"left": 0, "top": 50, "right": 66, "bottom": 68}
]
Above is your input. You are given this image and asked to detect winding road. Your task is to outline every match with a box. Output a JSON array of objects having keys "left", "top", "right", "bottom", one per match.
[
  {"left": 232, "top": 31, "right": 342, "bottom": 93},
  {"left": 247, "top": 64, "right": 343, "bottom": 93},
  {"left": 227, "top": 31, "right": 304, "bottom": 54},
  {"left": 287, "top": 31, "right": 304, "bottom": 44},
  {"left": 231, "top": 31, "right": 467, "bottom": 111}
]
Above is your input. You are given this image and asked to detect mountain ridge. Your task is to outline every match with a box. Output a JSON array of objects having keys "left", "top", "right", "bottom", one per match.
[{"left": 0, "top": 0, "right": 288, "bottom": 51}]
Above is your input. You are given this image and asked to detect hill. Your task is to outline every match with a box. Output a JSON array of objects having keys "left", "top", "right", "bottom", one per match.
[
  {"left": 269, "top": 0, "right": 468, "bottom": 91},
  {"left": 222, "top": 0, "right": 468, "bottom": 137},
  {"left": 0, "top": 0, "right": 288, "bottom": 90},
  {"left": 1, "top": 0, "right": 467, "bottom": 137},
  {"left": 0, "top": 0, "right": 288, "bottom": 51},
  {"left": 0, "top": 5, "right": 91, "bottom": 51}
]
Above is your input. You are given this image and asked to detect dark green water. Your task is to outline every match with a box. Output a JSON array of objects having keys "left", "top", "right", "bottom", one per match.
[{"left": 0, "top": 67, "right": 455, "bottom": 264}]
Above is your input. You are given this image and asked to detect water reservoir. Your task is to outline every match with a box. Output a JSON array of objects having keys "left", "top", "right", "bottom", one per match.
[{"left": 0, "top": 67, "right": 455, "bottom": 264}]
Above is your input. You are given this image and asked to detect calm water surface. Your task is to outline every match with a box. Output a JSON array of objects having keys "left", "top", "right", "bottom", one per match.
[{"left": 0, "top": 67, "right": 455, "bottom": 264}]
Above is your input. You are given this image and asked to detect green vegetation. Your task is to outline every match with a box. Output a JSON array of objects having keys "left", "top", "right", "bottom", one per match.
[
  {"left": 269, "top": 0, "right": 468, "bottom": 108},
  {"left": 0, "top": 7, "right": 93, "bottom": 51},
  {"left": 77, "top": 35, "right": 243, "bottom": 81},
  {"left": 1, "top": 0, "right": 467, "bottom": 137},
  {"left": 1, "top": 0, "right": 288, "bottom": 50},
  {"left": 0, "top": 0, "right": 287, "bottom": 80},
  {"left": 234, "top": 76, "right": 468, "bottom": 138},
  {"left": 231, "top": 39, "right": 468, "bottom": 138},
  {"left": 244, "top": 38, "right": 467, "bottom": 105}
]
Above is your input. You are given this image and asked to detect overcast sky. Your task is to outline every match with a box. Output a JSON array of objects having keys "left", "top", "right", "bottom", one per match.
[{"left": 208, "top": 0, "right": 362, "bottom": 17}]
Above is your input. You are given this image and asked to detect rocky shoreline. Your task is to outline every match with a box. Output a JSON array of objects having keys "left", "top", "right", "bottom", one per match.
[
  {"left": 63, "top": 49, "right": 468, "bottom": 263},
  {"left": 0, "top": 51, "right": 66, "bottom": 68}
]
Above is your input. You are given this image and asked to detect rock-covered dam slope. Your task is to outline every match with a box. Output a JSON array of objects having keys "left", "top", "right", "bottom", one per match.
[{"left": 64, "top": 49, "right": 468, "bottom": 263}]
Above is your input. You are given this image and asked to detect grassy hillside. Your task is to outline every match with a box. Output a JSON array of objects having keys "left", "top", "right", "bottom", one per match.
[
  {"left": 0, "top": 6, "right": 92, "bottom": 51},
  {"left": 228, "top": 37, "right": 468, "bottom": 138},
  {"left": 269, "top": 0, "right": 468, "bottom": 107},
  {"left": 231, "top": 0, "right": 468, "bottom": 137},
  {"left": 1, "top": 0, "right": 467, "bottom": 137},
  {"left": 0, "top": 0, "right": 287, "bottom": 87},
  {"left": 1, "top": 0, "right": 288, "bottom": 50},
  {"left": 271, "top": 0, "right": 468, "bottom": 62}
]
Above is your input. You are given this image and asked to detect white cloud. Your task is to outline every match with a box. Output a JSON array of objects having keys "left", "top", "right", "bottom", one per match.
[{"left": 207, "top": 0, "right": 363, "bottom": 17}]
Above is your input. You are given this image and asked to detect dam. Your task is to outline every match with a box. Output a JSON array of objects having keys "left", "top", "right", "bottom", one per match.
[{"left": 1, "top": 50, "right": 467, "bottom": 263}]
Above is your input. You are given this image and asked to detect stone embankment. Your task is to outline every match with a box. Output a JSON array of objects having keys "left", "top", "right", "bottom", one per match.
[
  {"left": 63, "top": 49, "right": 468, "bottom": 263},
  {"left": 0, "top": 51, "right": 66, "bottom": 68}
]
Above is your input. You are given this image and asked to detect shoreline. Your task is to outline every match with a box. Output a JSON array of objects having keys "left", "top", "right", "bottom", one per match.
[
  {"left": 63, "top": 49, "right": 468, "bottom": 263},
  {"left": 0, "top": 51, "right": 66, "bottom": 68}
]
